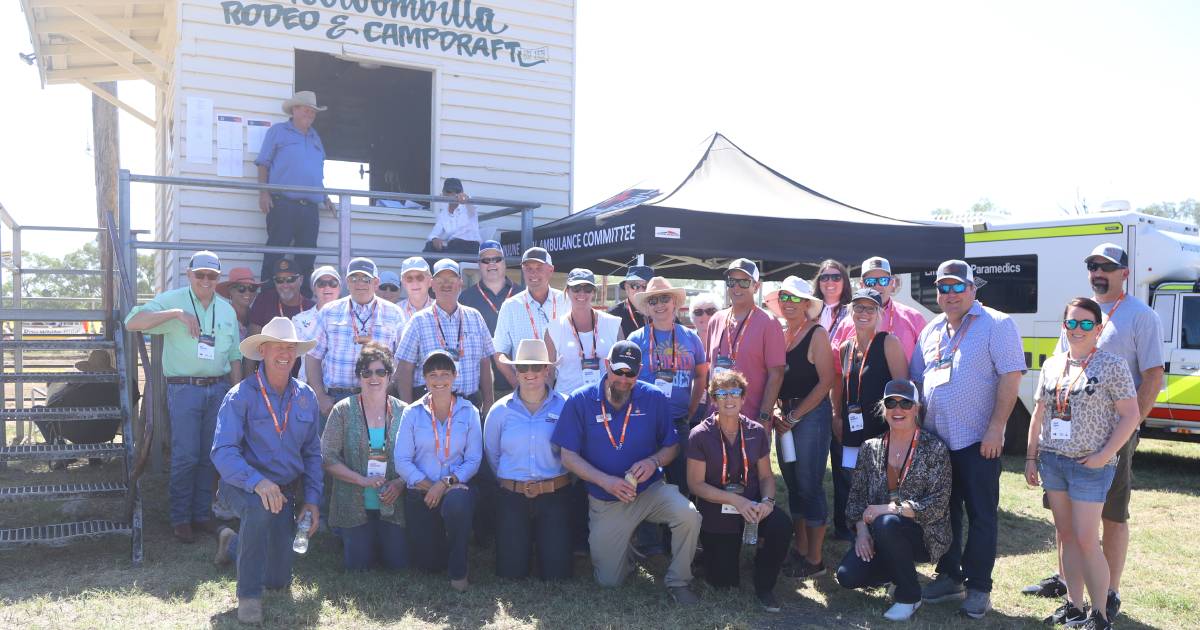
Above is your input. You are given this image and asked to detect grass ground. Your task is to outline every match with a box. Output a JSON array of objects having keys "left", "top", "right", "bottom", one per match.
[{"left": 1, "top": 436, "right": 1198, "bottom": 629}]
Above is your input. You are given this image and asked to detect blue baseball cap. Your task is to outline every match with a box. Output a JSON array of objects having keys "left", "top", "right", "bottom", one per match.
[
  {"left": 478, "top": 240, "right": 503, "bottom": 256},
  {"left": 566, "top": 268, "right": 596, "bottom": 287},
  {"left": 400, "top": 256, "right": 430, "bottom": 277},
  {"left": 622, "top": 265, "right": 653, "bottom": 286},
  {"left": 378, "top": 271, "right": 401, "bottom": 287},
  {"left": 346, "top": 257, "right": 377, "bottom": 279}
]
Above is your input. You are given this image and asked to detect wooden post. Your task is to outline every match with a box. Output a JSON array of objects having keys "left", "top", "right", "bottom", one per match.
[{"left": 93, "top": 81, "right": 119, "bottom": 339}]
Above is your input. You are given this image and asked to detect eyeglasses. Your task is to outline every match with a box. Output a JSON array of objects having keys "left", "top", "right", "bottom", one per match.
[
  {"left": 192, "top": 271, "right": 219, "bottom": 281},
  {"left": 315, "top": 279, "right": 340, "bottom": 289},
  {"left": 646, "top": 295, "right": 673, "bottom": 306},
  {"left": 274, "top": 274, "right": 301, "bottom": 285},
  {"left": 851, "top": 303, "right": 878, "bottom": 314},
  {"left": 712, "top": 388, "right": 744, "bottom": 399},
  {"left": 1086, "top": 261, "right": 1123, "bottom": 273},
  {"left": 778, "top": 293, "right": 808, "bottom": 303},
  {"left": 937, "top": 282, "right": 968, "bottom": 294},
  {"left": 479, "top": 256, "right": 504, "bottom": 265},
  {"left": 348, "top": 275, "right": 372, "bottom": 284},
  {"left": 1063, "top": 319, "right": 1097, "bottom": 331},
  {"left": 568, "top": 285, "right": 595, "bottom": 294},
  {"left": 883, "top": 398, "right": 916, "bottom": 410},
  {"left": 863, "top": 276, "right": 892, "bottom": 287},
  {"left": 692, "top": 307, "right": 717, "bottom": 317},
  {"left": 515, "top": 364, "right": 547, "bottom": 373},
  {"left": 817, "top": 273, "right": 843, "bottom": 283},
  {"left": 725, "top": 278, "right": 752, "bottom": 289},
  {"left": 625, "top": 282, "right": 647, "bottom": 292},
  {"left": 378, "top": 284, "right": 400, "bottom": 292},
  {"left": 231, "top": 285, "right": 259, "bottom": 294},
  {"left": 611, "top": 368, "right": 638, "bottom": 378},
  {"left": 357, "top": 368, "right": 391, "bottom": 378}
]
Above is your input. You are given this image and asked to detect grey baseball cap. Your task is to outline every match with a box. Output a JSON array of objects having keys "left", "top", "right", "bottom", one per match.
[
  {"left": 310, "top": 265, "right": 340, "bottom": 286},
  {"left": 883, "top": 379, "right": 920, "bottom": 403},
  {"left": 189, "top": 250, "right": 220, "bottom": 272},
  {"left": 861, "top": 256, "right": 892, "bottom": 275},
  {"left": 521, "top": 247, "right": 552, "bottom": 265},
  {"left": 566, "top": 268, "right": 597, "bottom": 287},
  {"left": 1085, "top": 243, "right": 1128, "bottom": 268},
  {"left": 725, "top": 258, "right": 760, "bottom": 282},
  {"left": 851, "top": 288, "right": 884, "bottom": 307}
]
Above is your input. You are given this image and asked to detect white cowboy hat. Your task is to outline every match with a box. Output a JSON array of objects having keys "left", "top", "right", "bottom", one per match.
[
  {"left": 765, "top": 276, "right": 822, "bottom": 320},
  {"left": 631, "top": 276, "right": 688, "bottom": 315},
  {"left": 497, "top": 339, "right": 555, "bottom": 366},
  {"left": 239, "top": 317, "right": 317, "bottom": 361},
  {"left": 282, "top": 91, "right": 327, "bottom": 115}
]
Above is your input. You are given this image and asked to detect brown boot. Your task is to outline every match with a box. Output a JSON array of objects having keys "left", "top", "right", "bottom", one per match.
[{"left": 173, "top": 523, "right": 196, "bottom": 544}]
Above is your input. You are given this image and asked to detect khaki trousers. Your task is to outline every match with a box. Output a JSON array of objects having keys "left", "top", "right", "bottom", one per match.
[{"left": 587, "top": 480, "right": 701, "bottom": 588}]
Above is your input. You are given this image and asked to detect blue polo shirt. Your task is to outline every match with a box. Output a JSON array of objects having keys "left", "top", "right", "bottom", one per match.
[
  {"left": 254, "top": 120, "right": 326, "bottom": 203},
  {"left": 551, "top": 376, "right": 676, "bottom": 500}
]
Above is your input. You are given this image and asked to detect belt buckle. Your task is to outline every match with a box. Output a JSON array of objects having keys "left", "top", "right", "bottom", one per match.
[{"left": 521, "top": 481, "right": 539, "bottom": 499}]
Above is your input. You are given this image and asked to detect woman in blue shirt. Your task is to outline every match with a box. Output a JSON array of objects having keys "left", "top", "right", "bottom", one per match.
[
  {"left": 485, "top": 339, "right": 571, "bottom": 579},
  {"left": 394, "top": 349, "right": 482, "bottom": 591}
]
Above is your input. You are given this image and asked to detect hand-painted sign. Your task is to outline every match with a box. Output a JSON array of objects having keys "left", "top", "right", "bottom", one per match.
[{"left": 221, "top": 0, "right": 549, "bottom": 67}]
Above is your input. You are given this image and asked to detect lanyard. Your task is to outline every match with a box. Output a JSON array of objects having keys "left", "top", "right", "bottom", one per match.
[
  {"left": 1054, "top": 349, "right": 1096, "bottom": 417},
  {"left": 647, "top": 324, "right": 679, "bottom": 373},
  {"left": 433, "top": 305, "right": 465, "bottom": 358},
  {"left": 719, "top": 421, "right": 749, "bottom": 487},
  {"left": 937, "top": 313, "right": 975, "bottom": 364},
  {"left": 881, "top": 300, "right": 895, "bottom": 332},
  {"left": 522, "top": 292, "right": 557, "bottom": 340},
  {"left": 882, "top": 428, "right": 920, "bottom": 492},
  {"left": 403, "top": 299, "right": 421, "bottom": 319},
  {"left": 477, "top": 282, "right": 513, "bottom": 314},
  {"left": 357, "top": 394, "right": 392, "bottom": 436},
  {"left": 624, "top": 299, "right": 643, "bottom": 328},
  {"left": 720, "top": 310, "right": 751, "bottom": 359},
  {"left": 570, "top": 309, "right": 598, "bottom": 360},
  {"left": 427, "top": 397, "right": 455, "bottom": 460},
  {"left": 350, "top": 299, "right": 376, "bottom": 340},
  {"left": 255, "top": 371, "right": 293, "bottom": 437},
  {"left": 598, "top": 395, "right": 634, "bottom": 451},
  {"left": 188, "top": 290, "right": 216, "bottom": 336},
  {"left": 1099, "top": 292, "right": 1126, "bottom": 333},
  {"left": 843, "top": 333, "right": 879, "bottom": 405},
  {"left": 784, "top": 321, "right": 808, "bottom": 351}
]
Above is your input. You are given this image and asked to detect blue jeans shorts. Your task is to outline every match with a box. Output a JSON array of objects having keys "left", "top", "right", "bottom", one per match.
[{"left": 1038, "top": 450, "right": 1117, "bottom": 503}]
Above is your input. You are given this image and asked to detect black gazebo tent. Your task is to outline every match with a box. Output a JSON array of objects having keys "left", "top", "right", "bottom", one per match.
[{"left": 500, "top": 133, "right": 963, "bottom": 279}]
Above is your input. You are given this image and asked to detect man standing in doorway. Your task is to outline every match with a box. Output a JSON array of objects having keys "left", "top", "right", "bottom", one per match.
[
  {"left": 608, "top": 265, "right": 653, "bottom": 338},
  {"left": 256, "top": 91, "right": 330, "bottom": 297},
  {"left": 493, "top": 247, "right": 564, "bottom": 390}
]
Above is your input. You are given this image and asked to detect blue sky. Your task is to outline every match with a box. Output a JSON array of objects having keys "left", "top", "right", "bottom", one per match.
[{"left": 2, "top": 0, "right": 1197, "bottom": 255}]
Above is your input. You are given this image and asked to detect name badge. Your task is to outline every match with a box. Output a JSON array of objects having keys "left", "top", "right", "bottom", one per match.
[
  {"left": 654, "top": 370, "right": 673, "bottom": 398},
  {"left": 713, "top": 355, "right": 734, "bottom": 377},
  {"left": 366, "top": 459, "right": 386, "bottom": 477},
  {"left": 847, "top": 404, "right": 865, "bottom": 432},
  {"left": 841, "top": 445, "right": 860, "bottom": 468},
  {"left": 721, "top": 503, "right": 739, "bottom": 515},
  {"left": 925, "top": 364, "right": 952, "bottom": 389},
  {"left": 582, "top": 369, "right": 601, "bottom": 387},
  {"left": 1050, "top": 417, "right": 1072, "bottom": 441},
  {"left": 595, "top": 413, "right": 609, "bottom": 424},
  {"left": 197, "top": 334, "right": 216, "bottom": 361},
  {"left": 581, "top": 357, "right": 600, "bottom": 371}
]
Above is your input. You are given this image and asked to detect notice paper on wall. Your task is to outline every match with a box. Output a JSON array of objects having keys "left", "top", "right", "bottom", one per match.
[
  {"left": 185, "top": 96, "right": 213, "bottom": 164},
  {"left": 216, "top": 115, "right": 244, "bottom": 177},
  {"left": 246, "top": 119, "right": 273, "bottom": 154}
]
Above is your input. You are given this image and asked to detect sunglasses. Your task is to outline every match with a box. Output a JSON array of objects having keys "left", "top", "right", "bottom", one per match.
[
  {"left": 937, "top": 282, "right": 968, "bottom": 294},
  {"left": 692, "top": 307, "right": 717, "bottom": 317},
  {"left": 192, "top": 271, "right": 219, "bottom": 281},
  {"left": 274, "top": 274, "right": 301, "bottom": 284},
  {"left": 315, "top": 279, "right": 340, "bottom": 289},
  {"left": 348, "top": 275, "right": 372, "bottom": 284},
  {"left": 712, "top": 388, "right": 744, "bottom": 399},
  {"left": 568, "top": 285, "right": 595, "bottom": 294},
  {"left": 479, "top": 256, "right": 504, "bottom": 265},
  {"left": 516, "top": 364, "right": 547, "bottom": 373},
  {"left": 883, "top": 398, "right": 916, "bottom": 410},
  {"left": 851, "top": 303, "right": 878, "bottom": 314},
  {"left": 611, "top": 368, "right": 638, "bottom": 378},
  {"left": 625, "top": 282, "right": 647, "bottom": 292},
  {"left": 862, "top": 276, "right": 892, "bottom": 287},
  {"left": 231, "top": 285, "right": 259, "bottom": 294},
  {"left": 1086, "top": 261, "right": 1123, "bottom": 273},
  {"left": 1063, "top": 319, "right": 1097, "bottom": 331},
  {"left": 725, "top": 278, "right": 752, "bottom": 289},
  {"left": 378, "top": 284, "right": 400, "bottom": 292},
  {"left": 778, "top": 293, "right": 809, "bottom": 303},
  {"left": 358, "top": 368, "right": 391, "bottom": 378},
  {"left": 646, "top": 295, "right": 673, "bottom": 306},
  {"left": 818, "top": 273, "right": 843, "bottom": 283}
]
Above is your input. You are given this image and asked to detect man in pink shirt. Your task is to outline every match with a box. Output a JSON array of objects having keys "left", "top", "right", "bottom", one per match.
[
  {"left": 705, "top": 259, "right": 786, "bottom": 425},
  {"left": 830, "top": 256, "right": 926, "bottom": 361}
]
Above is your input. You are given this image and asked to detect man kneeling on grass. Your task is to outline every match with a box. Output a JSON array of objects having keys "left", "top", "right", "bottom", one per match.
[{"left": 211, "top": 317, "right": 323, "bottom": 624}]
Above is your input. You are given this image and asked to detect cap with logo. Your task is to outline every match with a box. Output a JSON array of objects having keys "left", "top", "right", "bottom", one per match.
[
  {"left": 608, "top": 340, "right": 642, "bottom": 373},
  {"left": 378, "top": 271, "right": 401, "bottom": 287},
  {"left": 882, "top": 379, "right": 920, "bottom": 403},
  {"left": 725, "top": 258, "right": 760, "bottom": 283},
  {"left": 1085, "top": 242, "right": 1128, "bottom": 268},
  {"left": 400, "top": 256, "right": 430, "bottom": 276},
  {"left": 935, "top": 259, "right": 976, "bottom": 285},
  {"left": 521, "top": 247, "right": 552, "bottom": 265},
  {"left": 346, "top": 257, "right": 378, "bottom": 279},
  {"left": 851, "top": 287, "right": 884, "bottom": 307},
  {"left": 622, "top": 265, "right": 654, "bottom": 286},
  {"left": 189, "top": 250, "right": 221, "bottom": 273},
  {"left": 310, "top": 265, "right": 340, "bottom": 286},
  {"left": 478, "top": 240, "right": 503, "bottom": 256},
  {"left": 861, "top": 256, "right": 892, "bottom": 275},
  {"left": 433, "top": 258, "right": 461, "bottom": 277},
  {"left": 271, "top": 257, "right": 298, "bottom": 276},
  {"left": 566, "top": 268, "right": 597, "bottom": 287}
]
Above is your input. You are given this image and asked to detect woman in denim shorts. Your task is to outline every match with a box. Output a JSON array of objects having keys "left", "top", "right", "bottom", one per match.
[{"left": 1024, "top": 297, "right": 1142, "bottom": 630}]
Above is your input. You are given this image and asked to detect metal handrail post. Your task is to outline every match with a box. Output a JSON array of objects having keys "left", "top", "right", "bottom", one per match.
[
  {"left": 118, "top": 171, "right": 133, "bottom": 315},
  {"left": 12, "top": 226, "right": 24, "bottom": 445},
  {"left": 521, "top": 206, "right": 533, "bottom": 252},
  {"left": 338, "top": 194, "right": 351, "bottom": 279}
]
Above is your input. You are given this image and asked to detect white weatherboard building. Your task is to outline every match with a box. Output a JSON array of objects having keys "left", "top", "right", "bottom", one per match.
[{"left": 21, "top": 0, "right": 576, "bottom": 286}]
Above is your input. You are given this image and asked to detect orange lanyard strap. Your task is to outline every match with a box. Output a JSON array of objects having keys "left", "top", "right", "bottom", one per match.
[
  {"left": 936, "top": 314, "right": 974, "bottom": 364},
  {"left": 350, "top": 299, "right": 376, "bottom": 339},
  {"left": 624, "top": 299, "right": 643, "bottom": 328},
  {"left": 843, "top": 333, "right": 878, "bottom": 405},
  {"left": 882, "top": 428, "right": 920, "bottom": 491},
  {"left": 721, "top": 310, "right": 751, "bottom": 359},
  {"left": 570, "top": 309, "right": 598, "bottom": 360},
  {"left": 433, "top": 306, "right": 465, "bottom": 358},
  {"left": 478, "top": 283, "right": 512, "bottom": 314},
  {"left": 428, "top": 397, "right": 455, "bottom": 460},
  {"left": 599, "top": 396, "right": 634, "bottom": 451},
  {"left": 1099, "top": 292, "right": 1126, "bottom": 333},
  {"left": 522, "top": 293, "right": 557, "bottom": 340},
  {"left": 255, "top": 371, "right": 293, "bottom": 436},
  {"left": 1054, "top": 349, "right": 1096, "bottom": 416},
  {"left": 720, "top": 421, "right": 749, "bottom": 487},
  {"left": 647, "top": 324, "right": 678, "bottom": 373},
  {"left": 784, "top": 322, "right": 806, "bottom": 351}
]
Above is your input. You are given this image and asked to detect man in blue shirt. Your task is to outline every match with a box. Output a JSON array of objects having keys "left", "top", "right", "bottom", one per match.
[
  {"left": 255, "top": 91, "right": 331, "bottom": 298},
  {"left": 552, "top": 341, "right": 702, "bottom": 605},
  {"left": 211, "top": 317, "right": 323, "bottom": 624}
]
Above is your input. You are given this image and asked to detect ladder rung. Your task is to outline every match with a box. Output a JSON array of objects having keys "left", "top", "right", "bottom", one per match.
[
  {"left": 0, "top": 443, "right": 125, "bottom": 462},
  {"left": 0, "top": 406, "right": 123, "bottom": 421},
  {"left": 0, "top": 520, "right": 131, "bottom": 548},
  {"left": 0, "top": 309, "right": 108, "bottom": 322},
  {"left": 2, "top": 371, "right": 118, "bottom": 383},
  {"left": 0, "top": 339, "right": 115, "bottom": 351},
  {"left": 0, "top": 482, "right": 129, "bottom": 503}
]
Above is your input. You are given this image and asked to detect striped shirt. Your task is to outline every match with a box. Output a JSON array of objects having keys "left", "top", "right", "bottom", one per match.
[
  {"left": 309, "top": 295, "right": 408, "bottom": 389},
  {"left": 492, "top": 288, "right": 566, "bottom": 357},
  {"left": 396, "top": 302, "right": 495, "bottom": 393}
]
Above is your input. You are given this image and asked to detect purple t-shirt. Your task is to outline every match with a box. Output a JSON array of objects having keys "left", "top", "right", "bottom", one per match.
[{"left": 687, "top": 416, "right": 769, "bottom": 534}]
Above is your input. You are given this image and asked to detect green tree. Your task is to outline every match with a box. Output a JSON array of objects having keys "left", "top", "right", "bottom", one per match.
[
  {"left": 1138, "top": 199, "right": 1198, "bottom": 224},
  {"left": 16, "top": 240, "right": 155, "bottom": 310}
]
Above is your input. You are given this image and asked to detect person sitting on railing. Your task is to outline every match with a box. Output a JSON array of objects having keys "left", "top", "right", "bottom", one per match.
[
  {"left": 125, "top": 250, "right": 244, "bottom": 544},
  {"left": 424, "top": 177, "right": 481, "bottom": 255},
  {"left": 255, "top": 91, "right": 332, "bottom": 298}
]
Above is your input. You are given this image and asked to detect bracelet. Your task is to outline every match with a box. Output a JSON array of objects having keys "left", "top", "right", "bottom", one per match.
[
  {"left": 763, "top": 496, "right": 776, "bottom": 504},
  {"left": 1025, "top": 458, "right": 1037, "bottom": 461}
]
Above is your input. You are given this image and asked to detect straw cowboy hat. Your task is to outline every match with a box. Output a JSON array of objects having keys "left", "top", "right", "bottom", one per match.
[
  {"left": 216, "top": 267, "right": 262, "bottom": 299},
  {"left": 282, "top": 91, "right": 327, "bottom": 115},
  {"left": 497, "top": 339, "right": 555, "bottom": 366},
  {"left": 631, "top": 277, "right": 688, "bottom": 315},
  {"left": 239, "top": 317, "right": 317, "bottom": 361},
  {"left": 74, "top": 349, "right": 114, "bottom": 373},
  {"left": 765, "top": 276, "right": 822, "bottom": 320}
]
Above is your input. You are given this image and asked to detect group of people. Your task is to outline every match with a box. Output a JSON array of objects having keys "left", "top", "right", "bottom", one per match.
[{"left": 126, "top": 236, "right": 1160, "bottom": 629}]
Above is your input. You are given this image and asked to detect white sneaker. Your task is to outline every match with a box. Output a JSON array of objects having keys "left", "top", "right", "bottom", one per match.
[{"left": 884, "top": 600, "right": 921, "bottom": 622}]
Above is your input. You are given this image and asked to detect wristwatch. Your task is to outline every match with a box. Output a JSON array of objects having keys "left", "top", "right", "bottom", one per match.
[
  {"left": 442, "top": 474, "right": 458, "bottom": 486},
  {"left": 758, "top": 411, "right": 771, "bottom": 423}
]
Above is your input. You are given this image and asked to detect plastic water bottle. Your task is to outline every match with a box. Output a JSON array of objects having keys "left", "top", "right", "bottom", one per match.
[
  {"left": 778, "top": 428, "right": 797, "bottom": 463},
  {"left": 742, "top": 517, "right": 760, "bottom": 546},
  {"left": 293, "top": 511, "right": 313, "bottom": 554}
]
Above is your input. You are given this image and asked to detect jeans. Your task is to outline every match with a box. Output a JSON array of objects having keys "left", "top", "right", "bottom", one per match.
[
  {"left": 405, "top": 486, "right": 476, "bottom": 580},
  {"left": 829, "top": 440, "right": 852, "bottom": 534},
  {"left": 221, "top": 481, "right": 297, "bottom": 599},
  {"left": 569, "top": 479, "right": 590, "bottom": 551},
  {"left": 936, "top": 442, "right": 1001, "bottom": 593},
  {"left": 700, "top": 506, "right": 793, "bottom": 594},
  {"left": 494, "top": 485, "right": 572, "bottom": 580},
  {"left": 167, "top": 381, "right": 226, "bottom": 526},
  {"left": 341, "top": 510, "right": 408, "bottom": 571},
  {"left": 664, "top": 416, "right": 692, "bottom": 497},
  {"left": 836, "top": 514, "right": 930, "bottom": 604},
  {"left": 779, "top": 399, "right": 832, "bottom": 527},
  {"left": 263, "top": 196, "right": 320, "bottom": 298}
]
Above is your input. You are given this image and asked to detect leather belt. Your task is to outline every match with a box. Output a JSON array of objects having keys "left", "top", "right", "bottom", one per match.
[
  {"left": 166, "top": 376, "right": 226, "bottom": 386},
  {"left": 498, "top": 474, "right": 570, "bottom": 499}
]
